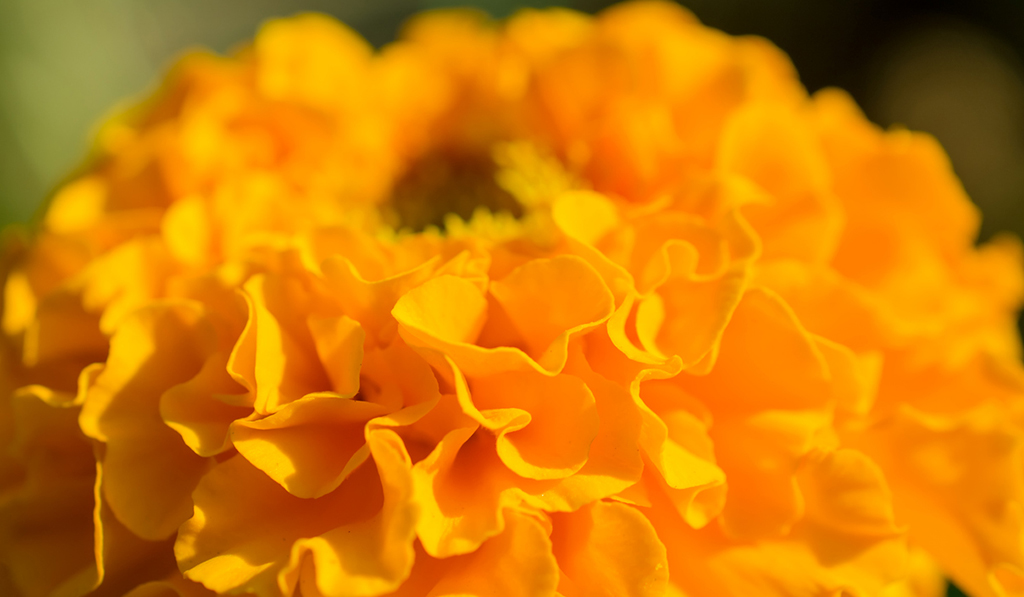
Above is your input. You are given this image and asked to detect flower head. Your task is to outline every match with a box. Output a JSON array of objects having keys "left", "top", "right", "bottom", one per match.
[{"left": 2, "top": 3, "right": 1023, "bottom": 597}]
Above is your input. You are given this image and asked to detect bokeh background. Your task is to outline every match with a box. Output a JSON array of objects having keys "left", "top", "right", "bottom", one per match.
[{"left": 1, "top": 1, "right": 1021, "bottom": 594}]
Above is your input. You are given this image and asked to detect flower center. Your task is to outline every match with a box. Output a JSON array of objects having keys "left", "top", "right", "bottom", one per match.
[{"left": 387, "top": 147, "right": 523, "bottom": 232}]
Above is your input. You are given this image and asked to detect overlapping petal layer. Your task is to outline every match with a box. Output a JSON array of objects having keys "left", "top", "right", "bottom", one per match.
[{"left": 1, "top": 2, "right": 1023, "bottom": 597}]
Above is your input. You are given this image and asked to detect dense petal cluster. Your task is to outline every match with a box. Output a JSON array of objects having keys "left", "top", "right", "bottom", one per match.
[{"left": 2, "top": 3, "right": 1023, "bottom": 596}]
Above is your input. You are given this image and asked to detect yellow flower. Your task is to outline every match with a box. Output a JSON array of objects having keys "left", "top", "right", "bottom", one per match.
[{"left": 1, "top": 2, "right": 1022, "bottom": 596}]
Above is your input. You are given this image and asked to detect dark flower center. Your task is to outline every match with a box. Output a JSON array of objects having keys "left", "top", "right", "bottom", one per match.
[{"left": 387, "top": 147, "right": 523, "bottom": 232}]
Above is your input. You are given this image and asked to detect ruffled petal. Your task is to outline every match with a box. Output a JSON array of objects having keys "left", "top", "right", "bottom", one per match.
[
  {"left": 307, "top": 315, "right": 364, "bottom": 397},
  {"left": 255, "top": 13, "right": 372, "bottom": 111},
  {"left": 527, "top": 353, "right": 645, "bottom": 510},
  {"left": 78, "top": 303, "right": 213, "bottom": 541},
  {"left": 160, "top": 350, "right": 251, "bottom": 457},
  {"left": 123, "top": 576, "right": 219, "bottom": 597},
  {"left": 411, "top": 425, "right": 535, "bottom": 558},
  {"left": 232, "top": 273, "right": 333, "bottom": 414},
  {"left": 319, "top": 253, "right": 442, "bottom": 347},
  {"left": 551, "top": 501, "right": 668, "bottom": 597},
  {"left": 384, "top": 512, "right": 559, "bottom": 597},
  {"left": 279, "top": 429, "right": 418, "bottom": 597},
  {"left": 470, "top": 369, "right": 599, "bottom": 480},
  {"left": 718, "top": 103, "right": 842, "bottom": 263},
  {"left": 21, "top": 290, "right": 106, "bottom": 370},
  {"left": 813, "top": 88, "right": 979, "bottom": 258},
  {"left": 89, "top": 461, "right": 181, "bottom": 597},
  {"left": 879, "top": 548, "right": 946, "bottom": 597},
  {"left": 425, "top": 511, "right": 558, "bottom": 597},
  {"left": 231, "top": 394, "right": 387, "bottom": 498},
  {"left": 712, "top": 409, "right": 828, "bottom": 539},
  {"left": 850, "top": 405, "right": 1024, "bottom": 597},
  {"left": 79, "top": 238, "right": 177, "bottom": 334},
  {"left": 680, "top": 287, "right": 834, "bottom": 413},
  {"left": 177, "top": 429, "right": 416, "bottom": 597},
  {"left": 647, "top": 446, "right": 908, "bottom": 597},
  {"left": 394, "top": 276, "right": 540, "bottom": 377},
  {"left": 393, "top": 275, "right": 488, "bottom": 347},
  {"left": 632, "top": 373, "right": 726, "bottom": 528},
  {"left": 487, "top": 255, "right": 614, "bottom": 365},
  {"left": 551, "top": 191, "right": 620, "bottom": 246},
  {"left": 394, "top": 257, "right": 614, "bottom": 378},
  {"left": 0, "top": 390, "right": 97, "bottom": 597}
]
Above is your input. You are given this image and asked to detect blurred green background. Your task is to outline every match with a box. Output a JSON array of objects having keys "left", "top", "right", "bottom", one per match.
[{"left": 1, "top": 0, "right": 1022, "bottom": 595}]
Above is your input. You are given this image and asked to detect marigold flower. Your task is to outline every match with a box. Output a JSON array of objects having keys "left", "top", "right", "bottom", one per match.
[{"left": 1, "top": 2, "right": 1022, "bottom": 597}]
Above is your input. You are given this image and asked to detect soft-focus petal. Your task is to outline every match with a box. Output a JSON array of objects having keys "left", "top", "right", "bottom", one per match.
[
  {"left": 177, "top": 429, "right": 417, "bottom": 597},
  {"left": 231, "top": 394, "right": 386, "bottom": 498},
  {"left": 850, "top": 405, "right": 1024, "bottom": 597},
  {"left": 551, "top": 500, "right": 668, "bottom": 597},
  {"left": 78, "top": 303, "right": 214, "bottom": 541}
]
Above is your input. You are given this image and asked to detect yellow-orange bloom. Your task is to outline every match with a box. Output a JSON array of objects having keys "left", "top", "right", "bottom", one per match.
[{"left": 1, "top": 3, "right": 1023, "bottom": 597}]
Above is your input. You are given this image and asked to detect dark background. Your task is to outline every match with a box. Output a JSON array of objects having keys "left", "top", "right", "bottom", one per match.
[{"left": 1, "top": 1, "right": 1020, "bottom": 594}]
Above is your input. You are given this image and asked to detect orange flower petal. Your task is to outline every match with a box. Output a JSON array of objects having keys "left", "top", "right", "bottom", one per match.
[
  {"left": 488, "top": 255, "right": 614, "bottom": 363},
  {"left": 307, "top": 315, "right": 364, "bottom": 398},
  {"left": 411, "top": 425, "right": 530, "bottom": 558},
  {"left": 78, "top": 303, "right": 213, "bottom": 541},
  {"left": 385, "top": 512, "right": 559, "bottom": 597},
  {"left": 0, "top": 391, "right": 97, "bottom": 597},
  {"left": 551, "top": 501, "right": 668, "bottom": 597},
  {"left": 177, "top": 429, "right": 416, "bottom": 597},
  {"left": 319, "top": 253, "right": 441, "bottom": 347},
  {"left": 231, "top": 394, "right": 386, "bottom": 499},
  {"left": 680, "top": 287, "right": 834, "bottom": 414},
  {"left": 851, "top": 405, "right": 1024, "bottom": 597},
  {"left": 633, "top": 374, "right": 726, "bottom": 528},
  {"left": 471, "top": 369, "right": 599, "bottom": 480},
  {"left": 161, "top": 350, "right": 251, "bottom": 457},
  {"left": 233, "top": 273, "right": 333, "bottom": 413},
  {"left": 718, "top": 104, "right": 841, "bottom": 263},
  {"left": 255, "top": 14, "right": 372, "bottom": 111}
]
